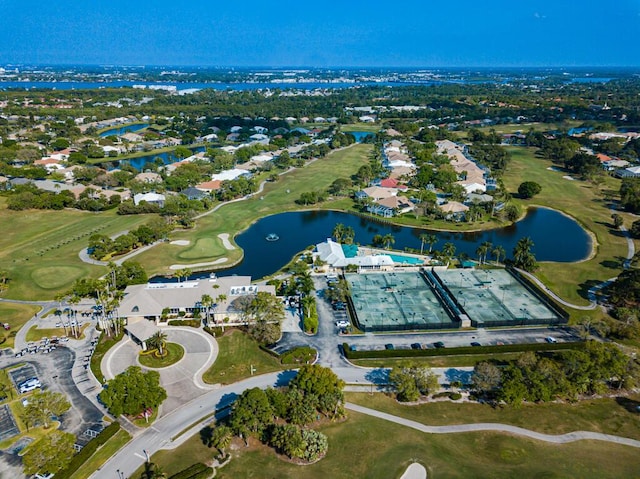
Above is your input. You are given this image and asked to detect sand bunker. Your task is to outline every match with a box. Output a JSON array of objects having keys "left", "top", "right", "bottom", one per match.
[
  {"left": 169, "top": 258, "right": 228, "bottom": 270},
  {"left": 400, "top": 463, "right": 427, "bottom": 479},
  {"left": 170, "top": 240, "right": 191, "bottom": 246},
  {"left": 218, "top": 233, "right": 235, "bottom": 250}
]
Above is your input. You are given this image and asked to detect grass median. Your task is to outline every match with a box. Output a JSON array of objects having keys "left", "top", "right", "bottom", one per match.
[
  {"left": 202, "top": 330, "right": 285, "bottom": 385},
  {"left": 0, "top": 302, "right": 39, "bottom": 349}
]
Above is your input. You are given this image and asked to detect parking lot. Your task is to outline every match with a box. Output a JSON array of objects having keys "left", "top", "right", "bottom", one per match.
[
  {"left": 8, "top": 363, "right": 38, "bottom": 391},
  {"left": 0, "top": 405, "right": 19, "bottom": 442}
]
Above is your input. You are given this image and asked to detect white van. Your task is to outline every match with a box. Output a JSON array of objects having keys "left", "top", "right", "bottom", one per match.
[{"left": 336, "top": 320, "right": 350, "bottom": 328}]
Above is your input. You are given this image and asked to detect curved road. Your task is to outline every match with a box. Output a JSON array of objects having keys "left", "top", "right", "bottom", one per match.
[{"left": 95, "top": 368, "right": 640, "bottom": 479}]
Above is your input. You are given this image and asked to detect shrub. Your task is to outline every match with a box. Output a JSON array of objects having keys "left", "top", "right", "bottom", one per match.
[
  {"left": 204, "top": 326, "right": 225, "bottom": 337},
  {"left": 168, "top": 319, "right": 200, "bottom": 328},
  {"left": 168, "top": 462, "right": 213, "bottom": 479},
  {"left": 280, "top": 346, "right": 317, "bottom": 365},
  {"left": 449, "top": 392, "right": 462, "bottom": 400},
  {"left": 343, "top": 341, "right": 584, "bottom": 360}
]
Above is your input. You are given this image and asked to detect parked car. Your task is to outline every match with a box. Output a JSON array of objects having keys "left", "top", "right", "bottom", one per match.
[
  {"left": 433, "top": 341, "right": 445, "bottom": 349},
  {"left": 411, "top": 343, "right": 422, "bottom": 350},
  {"left": 545, "top": 336, "right": 558, "bottom": 343},
  {"left": 385, "top": 343, "right": 395, "bottom": 350},
  {"left": 470, "top": 341, "right": 482, "bottom": 347},
  {"left": 336, "top": 320, "right": 350, "bottom": 328}
]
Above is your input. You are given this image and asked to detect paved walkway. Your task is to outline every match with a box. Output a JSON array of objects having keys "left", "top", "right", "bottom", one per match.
[
  {"left": 102, "top": 326, "right": 219, "bottom": 416},
  {"left": 401, "top": 463, "right": 427, "bottom": 479},
  {"left": 514, "top": 268, "right": 597, "bottom": 310},
  {"left": 345, "top": 402, "right": 640, "bottom": 448}
]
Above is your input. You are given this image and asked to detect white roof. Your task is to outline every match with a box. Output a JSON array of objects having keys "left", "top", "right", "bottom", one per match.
[
  {"left": 211, "top": 168, "right": 251, "bottom": 182},
  {"left": 626, "top": 166, "right": 640, "bottom": 174},
  {"left": 134, "top": 192, "right": 165, "bottom": 205}
]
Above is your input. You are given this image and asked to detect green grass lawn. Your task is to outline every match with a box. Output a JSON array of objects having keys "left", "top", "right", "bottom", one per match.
[
  {"left": 341, "top": 122, "right": 381, "bottom": 133},
  {"left": 25, "top": 323, "right": 89, "bottom": 342},
  {"left": 0, "top": 302, "right": 39, "bottom": 348},
  {"left": 138, "top": 342, "right": 184, "bottom": 368},
  {"left": 68, "top": 429, "right": 132, "bottom": 479},
  {"left": 502, "top": 146, "right": 631, "bottom": 306},
  {"left": 134, "top": 144, "right": 372, "bottom": 277},
  {"left": 147, "top": 410, "right": 640, "bottom": 479},
  {"left": 346, "top": 392, "right": 640, "bottom": 440},
  {"left": 176, "top": 237, "right": 228, "bottom": 261},
  {"left": 202, "top": 330, "right": 285, "bottom": 385},
  {"left": 0, "top": 197, "right": 154, "bottom": 300},
  {"left": 350, "top": 352, "right": 522, "bottom": 368}
]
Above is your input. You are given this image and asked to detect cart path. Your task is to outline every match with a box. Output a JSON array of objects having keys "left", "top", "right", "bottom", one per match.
[{"left": 346, "top": 402, "right": 640, "bottom": 448}]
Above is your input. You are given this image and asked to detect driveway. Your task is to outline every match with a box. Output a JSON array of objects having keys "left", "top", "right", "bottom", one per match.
[{"left": 102, "top": 327, "right": 218, "bottom": 416}]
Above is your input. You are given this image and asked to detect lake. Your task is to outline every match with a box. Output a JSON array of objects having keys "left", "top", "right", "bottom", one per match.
[
  {"left": 99, "top": 123, "right": 149, "bottom": 137},
  {"left": 104, "top": 146, "right": 206, "bottom": 171},
  {"left": 184, "top": 207, "right": 591, "bottom": 281}
]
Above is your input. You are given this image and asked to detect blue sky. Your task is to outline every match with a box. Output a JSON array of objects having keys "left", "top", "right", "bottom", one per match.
[{"left": 1, "top": 0, "right": 639, "bottom": 67}]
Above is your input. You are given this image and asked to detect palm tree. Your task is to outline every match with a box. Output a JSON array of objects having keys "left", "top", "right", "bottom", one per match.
[
  {"left": 175, "top": 268, "right": 191, "bottom": 283},
  {"left": 140, "top": 462, "right": 166, "bottom": 479},
  {"left": 211, "top": 425, "right": 232, "bottom": 457},
  {"left": 441, "top": 242, "right": 456, "bottom": 264},
  {"left": 476, "top": 241, "right": 492, "bottom": 264},
  {"left": 332, "top": 223, "right": 346, "bottom": 243},
  {"left": 492, "top": 245, "right": 506, "bottom": 265},
  {"left": 201, "top": 294, "right": 213, "bottom": 326},
  {"left": 147, "top": 331, "right": 168, "bottom": 355},
  {"left": 343, "top": 226, "right": 355, "bottom": 245},
  {"left": 382, "top": 233, "right": 395, "bottom": 250},
  {"left": 418, "top": 234, "right": 429, "bottom": 255},
  {"left": 214, "top": 294, "right": 228, "bottom": 328},
  {"left": 513, "top": 237, "right": 536, "bottom": 271}
]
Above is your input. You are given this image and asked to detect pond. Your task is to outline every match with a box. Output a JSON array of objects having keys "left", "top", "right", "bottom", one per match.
[
  {"left": 99, "top": 123, "right": 149, "bottom": 137},
  {"left": 186, "top": 207, "right": 591, "bottom": 281},
  {"left": 104, "top": 146, "right": 207, "bottom": 171}
]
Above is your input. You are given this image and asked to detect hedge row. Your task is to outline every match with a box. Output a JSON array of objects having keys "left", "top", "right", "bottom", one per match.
[
  {"left": 168, "top": 462, "right": 214, "bottom": 479},
  {"left": 55, "top": 422, "right": 121, "bottom": 479},
  {"left": 343, "top": 341, "right": 585, "bottom": 360},
  {"left": 168, "top": 319, "right": 201, "bottom": 328}
]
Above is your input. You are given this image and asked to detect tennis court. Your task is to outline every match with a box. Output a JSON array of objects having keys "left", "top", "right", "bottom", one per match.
[
  {"left": 345, "top": 271, "right": 455, "bottom": 332},
  {"left": 436, "top": 269, "right": 561, "bottom": 327}
]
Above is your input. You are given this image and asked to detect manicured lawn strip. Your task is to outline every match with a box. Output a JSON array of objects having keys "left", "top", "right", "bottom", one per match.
[
  {"left": 67, "top": 429, "right": 132, "bottom": 479},
  {"left": 91, "top": 331, "right": 124, "bottom": 385},
  {"left": 138, "top": 342, "right": 184, "bottom": 368},
  {"left": 502, "top": 146, "right": 629, "bottom": 306},
  {"left": 202, "top": 330, "right": 285, "bottom": 385},
  {"left": 134, "top": 144, "right": 373, "bottom": 276},
  {"left": 0, "top": 197, "right": 154, "bottom": 300},
  {"left": 346, "top": 392, "right": 640, "bottom": 440},
  {"left": 0, "top": 368, "right": 16, "bottom": 403},
  {"left": 150, "top": 412, "right": 640, "bottom": 479},
  {"left": 25, "top": 323, "right": 89, "bottom": 342},
  {"left": 0, "top": 302, "right": 39, "bottom": 348},
  {"left": 349, "top": 352, "right": 522, "bottom": 368},
  {"left": 340, "top": 123, "right": 380, "bottom": 133}
]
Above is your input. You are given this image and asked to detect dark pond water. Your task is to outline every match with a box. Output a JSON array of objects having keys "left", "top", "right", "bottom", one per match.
[
  {"left": 348, "top": 131, "right": 375, "bottom": 142},
  {"left": 104, "top": 146, "right": 206, "bottom": 171},
  {"left": 99, "top": 123, "right": 149, "bottom": 137},
  {"left": 183, "top": 207, "right": 591, "bottom": 281}
]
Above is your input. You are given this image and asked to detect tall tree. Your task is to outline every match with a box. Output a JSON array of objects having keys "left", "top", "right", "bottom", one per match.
[
  {"left": 22, "top": 431, "right": 76, "bottom": 476},
  {"left": 24, "top": 391, "right": 71, "bottom": 429},
  {"left": 513, "top": 237, "right": 537, "bottom": 272},
  {"left": 99, "top": 366, "right": 167, "bottom": 418},
  {"left": 492, "top": 245, "right": 506, "bottom": 264}
]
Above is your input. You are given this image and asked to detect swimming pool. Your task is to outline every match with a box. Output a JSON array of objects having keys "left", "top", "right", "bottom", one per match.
[{"left": 387, "top": 254, "right": 424, "bottom": 265}]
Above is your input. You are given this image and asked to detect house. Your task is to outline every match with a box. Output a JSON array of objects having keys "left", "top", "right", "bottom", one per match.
[
  {"left": 360, "top": 186, "right": 397, "bottom": 201},
  {"left": 133, "top": 192, "right": 165, "bottom": 207},
  {"left": 134, "top": 172, "right": 163, "bottom": 184},
  {"left": 181, "top": 187, "right": 208, "bottom": 200},
  {"left": 439, "top": 201, "right": 469, "bottom": 220},
  {"left": 615, "top": 166, "right": 640, "bottom": 178},
  {"left": 34, "top": 158, "right": 65, "bottom": 172},
  {"left": 195, "top": 180, "right": 222, "bottom": 193},
  {"left": 118, "top": 276, "right": 276, "bottom": 328},
  {"left": 211, "top": 169, "right": 252, "bottom": 182},
  {"left": 367, "top": 195, "right": 414, "bottom": 217}
]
